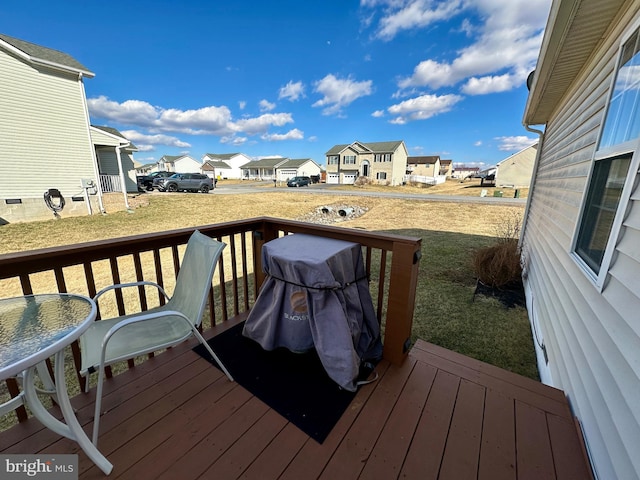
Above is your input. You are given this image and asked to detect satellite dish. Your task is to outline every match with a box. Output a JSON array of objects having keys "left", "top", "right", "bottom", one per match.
[{"left": 527, "top": 70, "right": 535, "bottom": 91}]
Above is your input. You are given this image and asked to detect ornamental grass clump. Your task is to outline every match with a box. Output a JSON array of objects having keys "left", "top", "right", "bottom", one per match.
[
  {"left": 473, "top": 239, "right": 522, "bottom": 288},
  {"left": 473, "top": 211, "right": 523, "bottom": 288}
]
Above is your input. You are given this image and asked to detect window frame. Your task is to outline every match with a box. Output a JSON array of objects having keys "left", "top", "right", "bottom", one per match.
[{"left": 571, "top": 21, "right": 640, "bottom": 290}]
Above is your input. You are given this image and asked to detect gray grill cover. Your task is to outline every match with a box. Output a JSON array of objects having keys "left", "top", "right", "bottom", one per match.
[{"left": 242, "top": 234, "right": 382, "bottom": 391}]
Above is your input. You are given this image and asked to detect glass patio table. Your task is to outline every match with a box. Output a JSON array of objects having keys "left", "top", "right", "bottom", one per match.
[{"left": 0, "top": 293, "right": 113, "bottom": 475}]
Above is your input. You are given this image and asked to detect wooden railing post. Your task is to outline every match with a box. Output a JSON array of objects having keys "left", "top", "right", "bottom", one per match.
[
  {"left": 383, "top": 239, "right": 422, "bottom": 365},
  {"left": 251, "top": 221, "right": 279, "bottom": 298}
]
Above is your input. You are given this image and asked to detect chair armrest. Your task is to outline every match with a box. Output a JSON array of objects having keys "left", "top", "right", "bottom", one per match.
[{"left": 93, "top": 281, "right": 170, "bottom": 303}]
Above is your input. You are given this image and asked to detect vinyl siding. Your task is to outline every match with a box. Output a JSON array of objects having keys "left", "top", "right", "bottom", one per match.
[
  {"left": 522, "top": 6, "right": 640, "bottom": 480},
  {"left": 0, "top": 48, "right": 95, "bottom": 200}
]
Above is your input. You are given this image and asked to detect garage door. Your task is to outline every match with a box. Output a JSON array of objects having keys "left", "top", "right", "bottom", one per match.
[
  {"left": 343, "top": 174, "right": 357, "bottom": 184},
  {"left": 327, "top": 173, "right": 340, "bottom": 184}
]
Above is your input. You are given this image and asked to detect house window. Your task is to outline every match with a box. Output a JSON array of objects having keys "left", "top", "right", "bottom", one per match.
[
  {"left": 343, "top": 155, "right": 356, "bottom": 165},
  {"left": 374, "top": 154, "right": 381, "bottom": 162},
  {"left": 573, "top": 26, "right": 640, "bottom": 286},
  {"left": 328, "top": 156, "right": 339, "bottom": 165},
  {"left": 384, "top": 153, "right": 392, "bottom": 162},
  {"left": 575, "top": 154, "right": 631, "bottom": 274},
  {"left": 376, "top": 172, "right": 387, "bottom": 180}
]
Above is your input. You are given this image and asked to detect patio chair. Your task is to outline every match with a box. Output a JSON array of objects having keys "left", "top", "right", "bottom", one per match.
[{"left": 79, "top": 230, "right": 234, "bottom": 445}]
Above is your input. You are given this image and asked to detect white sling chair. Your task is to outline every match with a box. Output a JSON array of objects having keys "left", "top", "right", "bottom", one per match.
[{"left": 79, "top": 230, "right": 234, "bottom": 445}]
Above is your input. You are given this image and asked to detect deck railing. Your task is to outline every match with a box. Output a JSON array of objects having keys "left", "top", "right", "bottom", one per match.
[{"left": 0, "top": 217, "right": 421, "bottom": 424}]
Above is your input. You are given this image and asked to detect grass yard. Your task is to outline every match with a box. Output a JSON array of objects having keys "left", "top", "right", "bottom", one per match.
[{"left": 0, "top": 189, "right": 538, "bottom": 383}]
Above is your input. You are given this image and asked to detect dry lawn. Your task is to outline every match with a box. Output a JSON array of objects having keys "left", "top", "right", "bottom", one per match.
[{"left": 0, "top": 187, "right": 523, "bottom": 254}]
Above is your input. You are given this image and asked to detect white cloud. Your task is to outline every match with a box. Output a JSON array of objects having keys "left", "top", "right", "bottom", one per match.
[
  {"left": 372, "top": 110, "right": 385, "bottom": 117},
  {"left": 234, "top": 113, "right": 294, "bottom": 135},
  {"left": 220, "top": 135, "right": 247, "bottom": 145},
  {"left": 375, "top": 0, "right": 464, "bottom": 41},
  {"left": 387, "top": 93, "right": 463, "bottom": 124},
  {"left": 261, "top": 128, "right": 304, "bottom": 141},
  {"left": 474, "top": 140, "right": 483, "bottom": 146},
  {"left": 312, "top": 74, "right": 373, "bottom": 115},
  {"left": 120, "top": 130, "right": 191, "bottom": 148},
  {"left": 259, "top": 99, "right": 276, "bottom": 112},
  {"left": 363, "top": 0, "right": 551, "bottom": 95},
  {"left": 279, "top": 81, "right": 305, "bottom": 101},
  {"left": 495, "top": 135, "right": 537, "bottom": 151},
  {"left": 88, "top": 96, "right": 296, "bottom": 140},
  {"left": 461, "top": 73, "right": 520, "bottom": 95},
  {"left": 238, "top": 101, "right": 246, "bottom": 110}
]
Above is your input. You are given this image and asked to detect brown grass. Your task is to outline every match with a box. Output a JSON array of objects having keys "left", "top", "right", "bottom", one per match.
[
  {"left": 473, "top": 240, "right": 523, "bottom": 288},
  {"left": 0, "top": 191, "right": 524, "bottom": 254}
]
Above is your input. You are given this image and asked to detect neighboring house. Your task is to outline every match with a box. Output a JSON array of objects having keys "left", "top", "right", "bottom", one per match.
[
  {"left": 406, "top": 156, "right": 441, "bottom": 176},
  {"left": 0, "top": 33, "right": 105, "bottom": 223},
  {"left": 439, "top": 159, "right": 453, "bottom": 177},
  {"left": 522, "top": 1, "right": 640, "bottom": 479},
  {"left": 405, "top": 156, "right": 447, "bottom": 185},
  {"left": 91, "top": 125, "right": 138, "bottom": 194},
  {"left": 157, "top": 155, "right": 201, "bottom": 173},
  {"left": 201, "top": 152, "right": 252, "bottom": 179},
  {"left": 201, "top": 160, "right": 233, "bottom": 180},
  {"left": 241, "top": 157, "right": 288, "bottom": 180},
  {"left": 494, "top": 143, "right": 537, "bottom": 188},
  {"left": 325, "top": 140, "right": 408, "bottom": 185},
  {"left": 451, "top": 166, "right": 480, "bottom": 179},
  {"left": 275, "top": 158, "right": 322, "bottom": 181}
]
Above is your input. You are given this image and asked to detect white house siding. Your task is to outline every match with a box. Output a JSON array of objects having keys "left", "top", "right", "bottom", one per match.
[
  {"left": 0, "top": 50, "right": 97, "bottom": 222},
  {"left": 173, "top": 157, "right": 202, "bottom": 173},
  {"left": 391, "top": 145, "right": 408, "bottom": 186},
  {"left": 522, "top": 8, "right": 640, "bottom": 479},
  {"left": 495, "top": 145, "right": 537, "bottom": 188}
]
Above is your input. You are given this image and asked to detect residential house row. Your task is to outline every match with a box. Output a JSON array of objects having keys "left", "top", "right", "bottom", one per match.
[{"left": 140, "top": 154, "right": 322, "bottom": 182}]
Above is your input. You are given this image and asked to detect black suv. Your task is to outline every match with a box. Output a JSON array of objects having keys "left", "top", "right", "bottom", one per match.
[
  {"left": 287, "top": 176, "right": 311, "bottom": 187},
  {"left": 156, "top": 173, "right": 214, "bottom": 193},
  {"left": 137, "top": 171, "right": 172, "bottom": 191}
]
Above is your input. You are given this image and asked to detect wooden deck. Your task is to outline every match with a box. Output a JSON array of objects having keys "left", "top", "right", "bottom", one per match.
[{"left": 1, "top": 319, "right": 593, "bottom": 479}]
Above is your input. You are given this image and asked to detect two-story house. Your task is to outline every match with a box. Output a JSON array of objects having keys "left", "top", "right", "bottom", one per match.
[
  {"left": 325, "top": 141, "right": 408, "bottom": 186},
  {"left": 157, "top": 155, "right": 201, "bottom": 173},
  {"left": 201, "top": 152, "right": 252, "bottom": 179}
]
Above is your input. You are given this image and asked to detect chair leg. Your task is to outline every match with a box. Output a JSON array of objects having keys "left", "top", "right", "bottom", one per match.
[
  {"left": 192, "top": 328, "right": 234, "bottom": 382},
  {"left": 92, "top": 367, "right": 106, "bottom": 446}
]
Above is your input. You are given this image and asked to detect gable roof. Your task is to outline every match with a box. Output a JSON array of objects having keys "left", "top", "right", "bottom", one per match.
[
  {"left": 203, "top": 152, "right": 241, "bottom": 160},
  {"left": 523, "top": 0, "right": 625, "bottom": 125},
  {"left": 0, "top": 33, "right": 94, "bottom": 77},
  {"left": 407, "top": 156, "right": 440, "bottom": 165},
  {"left": 203, "top": 160, "right": 233, "bottom": 169},
  {"left": 326, "top": 140, "right": 405, "bottom": 155},
  {"left": 242, "top": 157, "right": 288, "bottom": 168},
  {"left": 280, "top": 158, "right": 318, "bottom": 168},
  {"left": 91, "top": 125, "right": 138, "bottom": 150}
]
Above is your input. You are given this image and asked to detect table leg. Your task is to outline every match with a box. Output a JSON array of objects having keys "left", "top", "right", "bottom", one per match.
[{"left": 23, "top": 352, "right": 113, "bottom": 475}]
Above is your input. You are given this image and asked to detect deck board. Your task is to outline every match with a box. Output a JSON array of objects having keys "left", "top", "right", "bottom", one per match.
[{"left": 0, "top": 331, "right": 594, "bottom": 480}]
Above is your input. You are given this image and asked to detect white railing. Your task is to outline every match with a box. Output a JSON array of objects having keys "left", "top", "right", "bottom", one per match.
[
  {"left": 99, "top": 175, "right": 122, "bottom": 193},
  {"left": 404, "top": 174, "right": 446, "bottom": 185}
]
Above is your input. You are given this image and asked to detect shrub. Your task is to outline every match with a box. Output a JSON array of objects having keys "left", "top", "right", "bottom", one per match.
[{"left": 473, "top": 239, "right": 522, "bottom": 288}]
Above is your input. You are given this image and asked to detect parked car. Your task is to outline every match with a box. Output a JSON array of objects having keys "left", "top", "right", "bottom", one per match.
[
  {"left": 157, "top": 173, "right": 213, "bottom": 193},
  {"left": 137, "top": 171, "right": 172, "bottom": 191},
  {"left": 287, "top": 176, "right": 311, "bottom": 187}
]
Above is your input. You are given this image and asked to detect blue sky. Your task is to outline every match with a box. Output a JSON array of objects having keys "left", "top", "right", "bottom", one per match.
[{"left": 2, "top": 0, "right": 551, "bottom": 169}]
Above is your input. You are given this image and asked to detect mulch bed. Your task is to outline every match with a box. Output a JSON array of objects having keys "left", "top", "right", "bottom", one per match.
[{"left": 473, "top": 279, "right": 526, "bottom": 308}]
